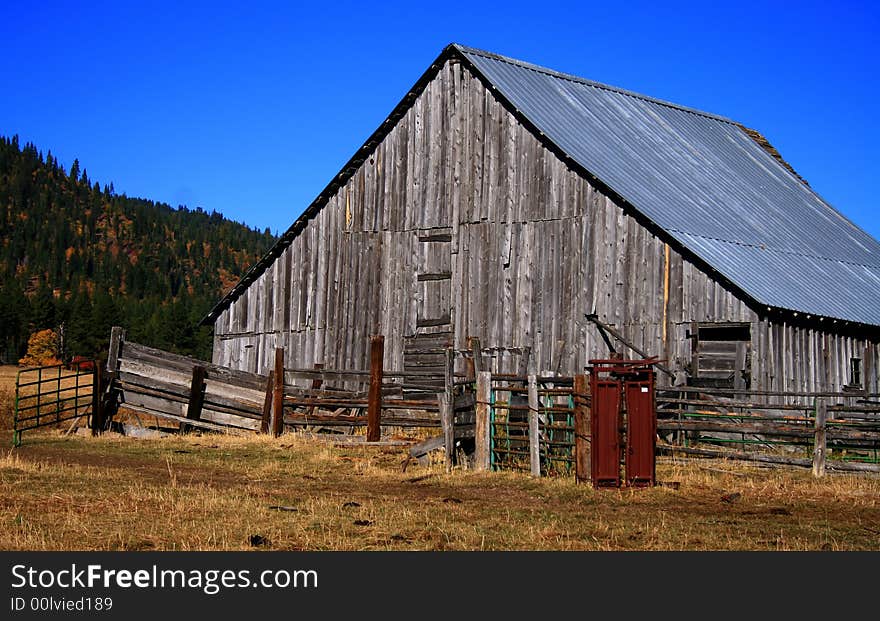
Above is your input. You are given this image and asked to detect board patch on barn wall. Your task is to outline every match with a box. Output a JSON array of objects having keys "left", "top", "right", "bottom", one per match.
[{"left": 689, "top": 322, "right": 750, "bottom": 390}]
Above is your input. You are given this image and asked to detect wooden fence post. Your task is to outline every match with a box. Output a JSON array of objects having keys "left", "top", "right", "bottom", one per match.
[
  {"left": 367, "top": 335, "right": 384, "bottom": 442},
  {"left": 574, "top": 374, "right": 591, "bottom": 484},
  {"left": 272, "top": 348, "right": 285, "bottom": 438},
  {"left": 439, "top": 392, "right": 454, "bottom": 473},
  {"left": 181, "top": 365, "right": 206, "bottom": 434},
  {"left": 90, "top": 364, "right": 103, "bottom": 436},
  {"left": 813, "top": 398, "right": 827, "bottom": 478},
  {"left": 527, "top": 374, "right": 541, "bottom": 477},
  {"left": 260, "top": 370, "right": 274, "bottom": 434},
  {"left": 442, "top": 347, "right": 456, "bottom": 471},
  {"left": 475, "top": 371, "right": 492, "bottom": 471}
]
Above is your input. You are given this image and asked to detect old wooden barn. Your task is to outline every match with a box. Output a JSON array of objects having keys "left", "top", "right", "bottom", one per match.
[{"left": 202, "top": 44, "right": 880, "bottom": 395}]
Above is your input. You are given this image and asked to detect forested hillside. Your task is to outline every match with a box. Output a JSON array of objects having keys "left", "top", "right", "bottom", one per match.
[{"left": 0, "top": 135, "right": 276, "bottom": 363}]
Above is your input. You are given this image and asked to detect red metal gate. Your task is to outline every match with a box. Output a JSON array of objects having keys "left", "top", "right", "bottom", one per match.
[
  {"left": 625, "top": 371, "right": 656, "bottom": 486},
  {"left": 589, "top": 358, "right": 658, "bottom": 489},
  {"left": 590, "top": 375, "right": 621, "bottom": 487}
]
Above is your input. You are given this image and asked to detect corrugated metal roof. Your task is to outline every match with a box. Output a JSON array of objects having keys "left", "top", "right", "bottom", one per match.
[{"left": 457, "top": 45, "right": 880, "bottom": 326}]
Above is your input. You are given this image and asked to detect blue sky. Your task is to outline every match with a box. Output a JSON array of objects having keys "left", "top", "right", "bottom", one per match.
[{"left": 1, "top": 1, "right": 878, "bottom": 239}]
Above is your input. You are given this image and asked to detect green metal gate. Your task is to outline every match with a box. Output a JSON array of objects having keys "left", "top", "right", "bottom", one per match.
[
  {"left": 13, "top": 360, "right": 98, "bottom": 447},
  {"left": 488, "top": 375, "right": 576, "bottom": 476}
]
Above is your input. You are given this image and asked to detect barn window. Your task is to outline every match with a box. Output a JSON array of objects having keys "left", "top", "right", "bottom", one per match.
[
  {"left": 850, "top": 358, "right": 862, "bottom": 387},
  {"left": 689, "top": 322, "right": 751, "bottom": 390}
]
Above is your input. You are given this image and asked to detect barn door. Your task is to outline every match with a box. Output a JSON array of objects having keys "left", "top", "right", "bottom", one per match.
[{"left": 403, "top": 227, "right": 454, "bottom": 390}]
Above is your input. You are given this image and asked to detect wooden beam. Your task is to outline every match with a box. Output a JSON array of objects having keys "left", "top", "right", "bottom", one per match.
[
  {"left": 574, "top": 374, "right": 590, "bottom": 484},
  {"left": 474, "top": 371, "right": 492, "bottom": 471},
  {"left": 409, "top": 434, "right": 445, "bottom": 459},
  {"left": 260, "top": 370, "right": 274, "bottom": 434},
  {"left": 527, "top": 373, "right": 540, "bottom": 477},
  {"left": 367, "top": 335, "right": 384, "bottom": 442},
  {"left": 659, "top": 443, "right": 880, "bottom": 473},
  {"left": 416, "top": 315, "right": 452, "bottom": 328},
  {"left": 120, "top": 403, "right": 249, "bottom": 434},
  {"left": 585, "top": 314, "right": 673, "bottom": 377},
  {"left": 272, "top": 348, "right": 284, "bottom": 438},
  {"left": 106, "top": 326, "right": 124, "bottom": 377},
  {"left": 180, "top": 365, "right": 206, "bottom": 434},
  {"left": 813, "top": 398, "right": 827, "bottom": 478},
  {"left": 123, "top": 341, "right": 266, "bottom": 391}
]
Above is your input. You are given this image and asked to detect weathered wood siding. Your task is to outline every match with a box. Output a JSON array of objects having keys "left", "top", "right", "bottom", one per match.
[{"left": 213, "top": 58, "right": 880, "bottom": 394}]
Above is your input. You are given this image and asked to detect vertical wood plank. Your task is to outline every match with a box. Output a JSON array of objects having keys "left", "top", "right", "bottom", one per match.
[
  {"left": 474, "top": 370, "right": 492, "bottom": 471},
  {"left": 107, "top": 326, "right": 124, "bottom": 377},
  {"left": 517, "top": 345, "right": 532, "bottom": 378},
  {"left": 367, "top": 335, "right": 384, "bottom": 442},
  {"left": 469, "top": 336, "right": 482, "bottom": 377},
  {"left": 813, "top": 398, "right": 827, "bottom": 478},
  {"left": 574, "top": 374, "right": 591, "bottom": 483},
  {"left": 527, "top": 373, "right": 540, "bottom": 477}
]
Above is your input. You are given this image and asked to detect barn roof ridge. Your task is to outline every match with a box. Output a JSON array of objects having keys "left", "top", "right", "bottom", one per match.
[{"left": 450, "top": 43, "right": 739, "bottom": 126}]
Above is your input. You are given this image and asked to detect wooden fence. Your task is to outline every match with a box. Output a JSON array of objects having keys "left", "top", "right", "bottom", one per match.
[
  {"left": 105, "top": 327, "right": 469, "bottom": 444},
  {"left": 655, "top": 386, "right": 880, "bottom": 474},
  {"left": 102, "top": 327, "right": 880, "bottom": 478}
]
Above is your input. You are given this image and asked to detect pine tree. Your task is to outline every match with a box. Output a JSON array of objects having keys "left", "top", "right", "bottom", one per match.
[
  {"left": 30, "top": 284, "right": 56, "bottom": 331},
  {"left": 69, "top": 158, "right": 80, "bottom": 183}
]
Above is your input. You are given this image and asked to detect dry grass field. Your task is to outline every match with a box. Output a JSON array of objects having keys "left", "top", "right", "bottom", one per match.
[{"left": 1, "top": 365, "right": 878, "bottom": 551}]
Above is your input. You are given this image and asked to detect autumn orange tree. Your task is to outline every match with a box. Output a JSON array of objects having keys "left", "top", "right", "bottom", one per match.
[{"left": 18, "top": 329, "right": 62, "bottom": 367}]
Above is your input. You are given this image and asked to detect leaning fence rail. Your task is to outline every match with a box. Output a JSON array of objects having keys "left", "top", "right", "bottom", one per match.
[{"left": 105, "top": 328, "right": 468, "bottom": 443}]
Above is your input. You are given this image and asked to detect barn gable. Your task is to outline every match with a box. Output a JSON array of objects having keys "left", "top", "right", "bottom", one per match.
[{"left": 205, "top": 43, "right": 880, "bottom": 329}]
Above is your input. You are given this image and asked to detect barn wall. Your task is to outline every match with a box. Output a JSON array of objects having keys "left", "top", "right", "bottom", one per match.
[{"left": 213, "top": 58, "right": 880, "bottom": 393}]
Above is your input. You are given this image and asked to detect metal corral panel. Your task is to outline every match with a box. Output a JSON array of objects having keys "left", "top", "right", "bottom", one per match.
[{"left": 458, "top": 45, "right": 880, "bottom": 327}]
